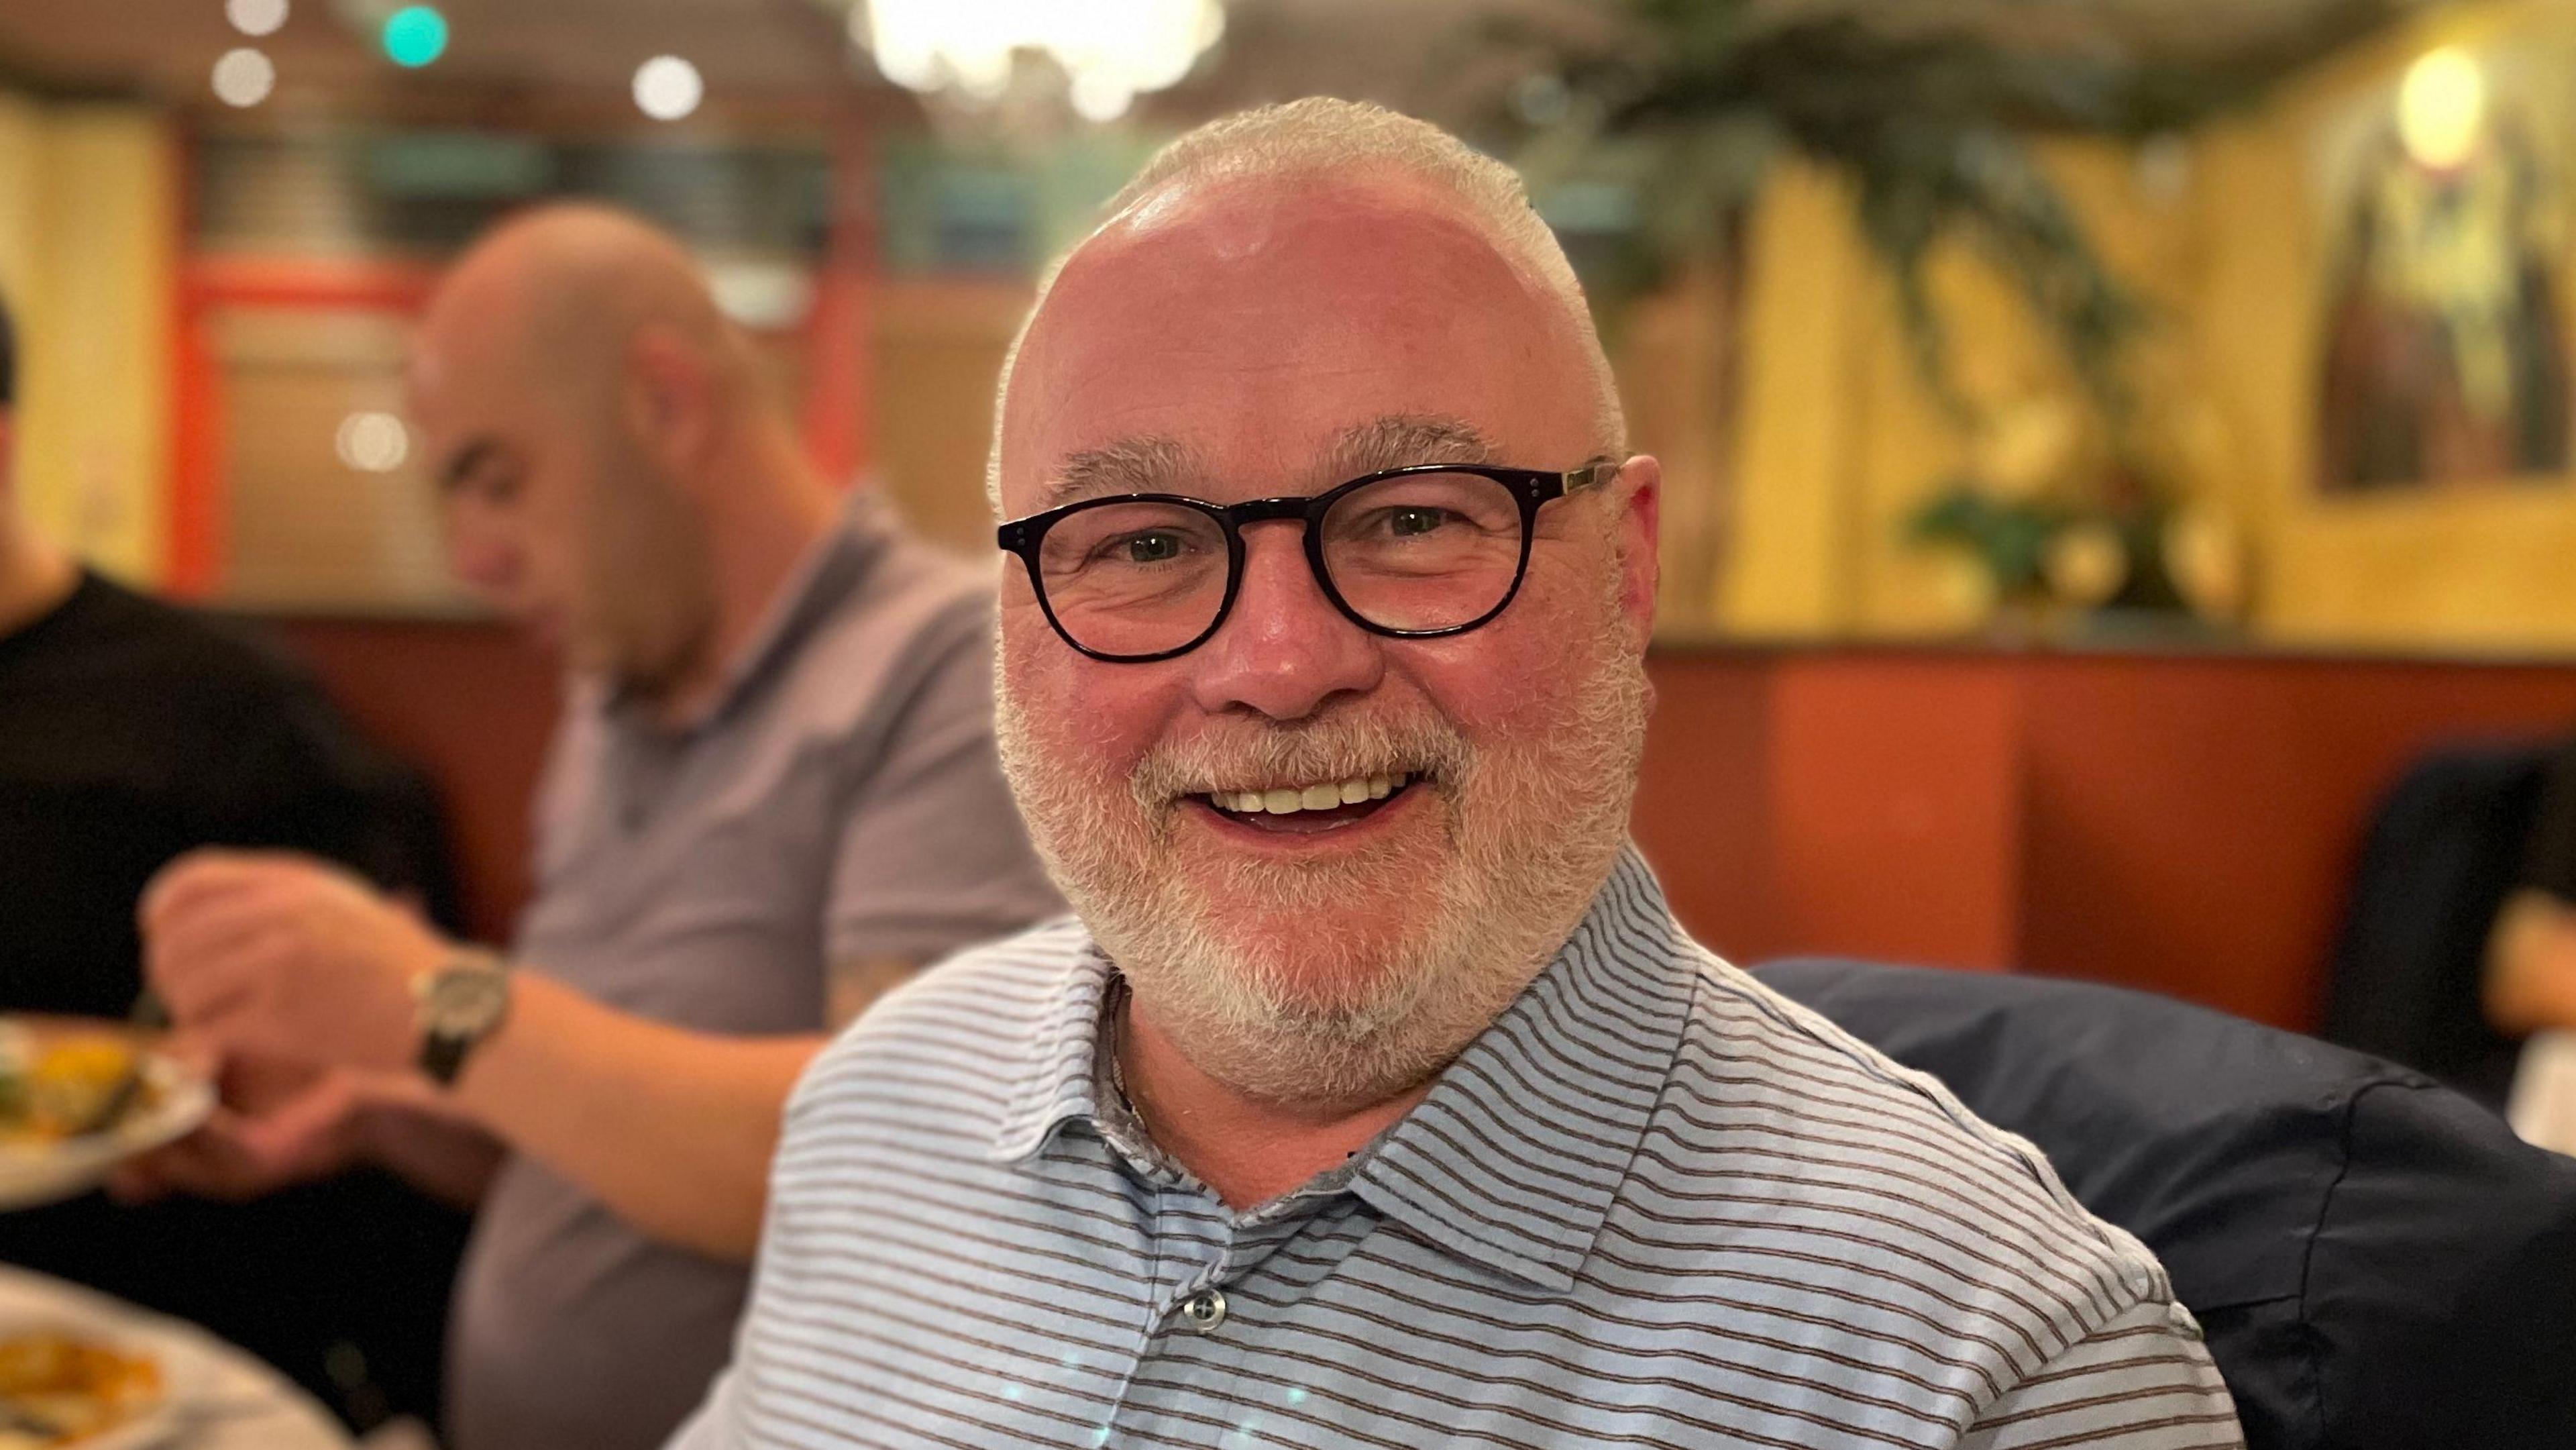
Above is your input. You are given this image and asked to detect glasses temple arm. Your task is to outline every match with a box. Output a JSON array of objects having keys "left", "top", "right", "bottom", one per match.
[{"left": 1565, "top": 459, "right": 1621, "bottom": 494}]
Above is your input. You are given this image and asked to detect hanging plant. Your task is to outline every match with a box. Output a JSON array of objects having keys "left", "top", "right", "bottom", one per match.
[{"left": 1522, "top": 0, "right": 2396, "bottom": 418}]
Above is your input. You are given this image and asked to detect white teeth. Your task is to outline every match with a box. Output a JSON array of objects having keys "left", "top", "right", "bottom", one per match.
[{"left": 1208, "top": 774, "right": 1417, "bottom": 817}]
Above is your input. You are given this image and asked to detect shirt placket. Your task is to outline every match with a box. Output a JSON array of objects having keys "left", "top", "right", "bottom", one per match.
[
  {"left": 1120, "top": 1196, "right": 1338, "bottom": 1448},
  {"left": 1102, "top": 1176, "right": 1233, "bottom": 1445}
]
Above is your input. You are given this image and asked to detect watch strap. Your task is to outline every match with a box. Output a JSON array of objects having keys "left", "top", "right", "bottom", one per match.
[{"left": 420, "top": 1030, "right": 472, "bottom": 1087}]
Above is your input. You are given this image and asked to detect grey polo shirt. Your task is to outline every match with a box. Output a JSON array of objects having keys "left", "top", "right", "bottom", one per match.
[
  {"left": 447, "top": 493, "right": 1063, "bottom": 1450},
  {"left": 673, "top": 845, "right": 2241, "bottom": 1449}
]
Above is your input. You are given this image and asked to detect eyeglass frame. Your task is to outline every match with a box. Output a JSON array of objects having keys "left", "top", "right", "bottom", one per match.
[{"left": 995, "top": 458, "right": 1621, "bottom": 664}]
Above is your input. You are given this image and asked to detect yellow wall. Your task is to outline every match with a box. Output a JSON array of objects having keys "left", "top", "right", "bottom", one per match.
[
  {"left": 0, "top": 95, "right": 178, "bottom": 586},
  {"left": 1717, "top": 166, "right": 1869, "bottom": 635},
  {"left": 0, "top": 97, "right": 43, "bottom": 317},
  {"left": 1717, "top": 0, "right": 2576, "bottom": 654},
  {"left": 1718, "top": 141, "right": 2211, "bottom": 639}
]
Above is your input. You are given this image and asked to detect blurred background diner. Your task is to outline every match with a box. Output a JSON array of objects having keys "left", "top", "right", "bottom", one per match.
[{"left": 7, "top": 0, "right": 2576, "bottom": 1446}]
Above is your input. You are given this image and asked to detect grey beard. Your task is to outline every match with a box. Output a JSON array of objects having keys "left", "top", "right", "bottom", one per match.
[{"left": 996, "top": 615, "right": 1650, "bottom": 1111}]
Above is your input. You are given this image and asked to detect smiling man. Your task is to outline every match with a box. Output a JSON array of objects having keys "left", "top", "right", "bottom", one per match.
[{"left": 674, "top": 101, "right": 2243, "bottom": 1449}]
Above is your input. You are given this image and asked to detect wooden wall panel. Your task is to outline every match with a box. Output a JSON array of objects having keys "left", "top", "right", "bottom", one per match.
[
  {"left": 2014, "top": 654, "right": 2576, "bottom": 1027},
  {"left": 269, "top": 617, "right": 557, "bottom": 947},
  {"left": 1631, "top": 655, "right": 1771, "bottom": 962},
  {"left": 1763, "top": 657, "right": 2024, "bottom": 971}
]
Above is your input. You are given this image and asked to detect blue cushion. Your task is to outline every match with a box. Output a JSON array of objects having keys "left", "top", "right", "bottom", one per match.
[{"left": 1755, "top": 957, "right": 2576, "bottom": 1450}]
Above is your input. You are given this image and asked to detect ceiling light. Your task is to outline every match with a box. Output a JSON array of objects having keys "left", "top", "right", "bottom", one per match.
[
  {"left": 211, "top": 48, "right": 276, "bottom": 107},
  {"left": 853, "top": 0, "right": 1224, "bottom": 123},
  {"left": 633, "top": 56, "right": 704, "bottom": 121},
  {"left": 226, "top": 0, "right": 290, "bottom": 38}
]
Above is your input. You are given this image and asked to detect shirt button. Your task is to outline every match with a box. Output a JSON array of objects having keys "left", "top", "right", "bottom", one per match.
[{"left": 1177, "top": 1289, "right": 1228, "bottom": 1333}]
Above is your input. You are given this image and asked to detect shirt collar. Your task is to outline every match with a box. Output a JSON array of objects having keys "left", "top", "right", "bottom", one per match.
[
  {"left": 987, "top": 941, "right": 1116, "bottom": 1164},
  {"left": 603, "top": 486, "right": 896, "bottom": 736},
  {"left": 987, "top": 845, "right": 1700, "bottom": 1292}
]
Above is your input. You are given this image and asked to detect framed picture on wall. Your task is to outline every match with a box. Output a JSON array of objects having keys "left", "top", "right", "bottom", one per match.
[
  {"left": 2218, "top": 3, "right": 2576, "bottom": 653},
  {"left": 2310, "top": 36, "right": 2574, "bottom": 497}
]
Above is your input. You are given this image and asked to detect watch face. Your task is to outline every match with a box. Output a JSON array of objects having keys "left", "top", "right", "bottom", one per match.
[{"left": 421, "top": 964, "right": 511, "bottom": 1038}]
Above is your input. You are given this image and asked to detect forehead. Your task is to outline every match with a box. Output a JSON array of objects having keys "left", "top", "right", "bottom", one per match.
[
  {"left": 999, "top": 176, "right": 1596, "bottom": 509},
  {"left": 409, "top": 322, "right": 498, "bottom": 431},
  {"left": 408, "top": 262, "right": 543, "bottom": 430}
]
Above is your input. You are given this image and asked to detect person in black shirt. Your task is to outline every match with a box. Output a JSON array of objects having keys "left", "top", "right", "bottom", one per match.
[
  {"left": 2487, "top": 736, "right": 2576, "bottom": 1034},
  {"left": 0, "top": 290, "right": 466, "bottom": 1429}
]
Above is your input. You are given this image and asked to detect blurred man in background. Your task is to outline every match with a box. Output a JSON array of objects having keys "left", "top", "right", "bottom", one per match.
[
  {"left": 129, "top": 205, "right": 1062, "bottom": 1450},
  {"left": 0, "top": 290, "right": 468, "bottom": 1427}
]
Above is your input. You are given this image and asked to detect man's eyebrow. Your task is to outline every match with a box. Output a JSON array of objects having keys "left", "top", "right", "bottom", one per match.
[
  {"left": 437, "top": 436, "right": 501, "bottom": 494},
  {"left": 1039, "top": 435, "right": 1199, "bottom": 507},
  {"left": 1031, "top": 419, "right": 1493, "bottom": 509},
  {"left": 1326, "top": 415, "right": 1497, "bottom": 479}
]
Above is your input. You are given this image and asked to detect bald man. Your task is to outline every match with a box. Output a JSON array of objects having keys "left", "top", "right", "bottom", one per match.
[
  {"left": 131, "top": 205, "right": 1062, "bottom": 1450},
  {"left": 674, "top": 101, "right": 2239, "bottom": 1450}
]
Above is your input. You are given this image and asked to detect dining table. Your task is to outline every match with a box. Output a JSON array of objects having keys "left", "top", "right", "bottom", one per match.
[{"left": 0, "top": 1263, "right": 354, "bottom": 1449}]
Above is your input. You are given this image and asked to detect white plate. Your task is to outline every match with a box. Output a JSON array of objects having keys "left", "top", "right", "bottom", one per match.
[
  {"left": 0, "top": 1305, "right": 215, "bottom": 1450},
  {"left": 0, "top": 1267, "right": 350, "bottom": 1450},
  {"left": 0, "top": 1051, "right": 215, "bottom": 1213}
]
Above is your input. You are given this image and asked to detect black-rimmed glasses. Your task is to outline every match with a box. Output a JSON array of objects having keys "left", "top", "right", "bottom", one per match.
[{"left": 996, "top": 460, "right": 1617, "bottom": 663}]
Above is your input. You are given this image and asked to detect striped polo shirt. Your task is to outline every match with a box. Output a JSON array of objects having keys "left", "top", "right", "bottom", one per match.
[{"left": 672, "top": 847, "right": 2241, "bottom": 1449}]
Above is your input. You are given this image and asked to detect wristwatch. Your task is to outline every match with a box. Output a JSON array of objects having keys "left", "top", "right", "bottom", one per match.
[{"left": 413, "top": 949, "right": 513, "bottom": 1087}]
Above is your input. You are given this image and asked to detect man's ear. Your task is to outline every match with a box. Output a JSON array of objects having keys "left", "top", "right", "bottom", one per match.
[
  {"left": 623, "top": 326, "right": 719, "bottom": 485},
  {"left": 1613, "top": 454, "right": 1662, "bottom": 650}
]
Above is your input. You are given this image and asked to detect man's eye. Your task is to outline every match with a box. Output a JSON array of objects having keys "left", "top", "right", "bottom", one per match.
[
  {"left": 1115, "top": 532, "right": 1186, "bottom": 564},
  {"left": 1388, "top": 507, "right": 1449, "bottom": 537},
  {"left": 449, "top": 470, "right": 522, "bottom": 509}
]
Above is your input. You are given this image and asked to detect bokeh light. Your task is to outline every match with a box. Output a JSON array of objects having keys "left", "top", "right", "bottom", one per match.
[
  {"left": 211, "top": 48, "right": 276, "bottom": 107},
  {"left": 632, "top": 55, "right": 703, "bottom": 121},
  {"left": 225, "top": 0, "right": 290, "bottom": 38},
  {"left": 2398, "top": 47, "right": 2484, "bottom": 170},
  {"left": 335, "top": 412, "right": 411, "bottom": 474},
  {"left": 382, "top": 5, "right": 449, "bottom": 68}
]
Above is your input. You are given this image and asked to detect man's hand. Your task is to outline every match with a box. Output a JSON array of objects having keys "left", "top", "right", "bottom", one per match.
[
  {"left": 140, "top": 849, "right": 447, "bottom": 1078},
  {"left": 2487, "top": 888, "right": 2576, "bottom": 1036},
  {"left": 111, "top": 1052, "right": 504, "bottom": 1210},
  {"left": 109, "top": 1057, "right": 370, "bottom": 1202}
]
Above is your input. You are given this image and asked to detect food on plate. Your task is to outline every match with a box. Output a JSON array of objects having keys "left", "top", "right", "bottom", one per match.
[
  {"left": 0, "top": 1027, "right": 149, "bottom": 1145},
  {"left": 0, "top": 1331, "right": 164, "bottom": 1447}
]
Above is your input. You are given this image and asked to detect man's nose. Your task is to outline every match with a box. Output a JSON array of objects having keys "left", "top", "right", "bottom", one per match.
[
  {"left": 444, "top": 521, "right": 523, "bottom": 601},
  {"left": 1187, "top": 523, "right": 1383, "bottom": 721}
]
